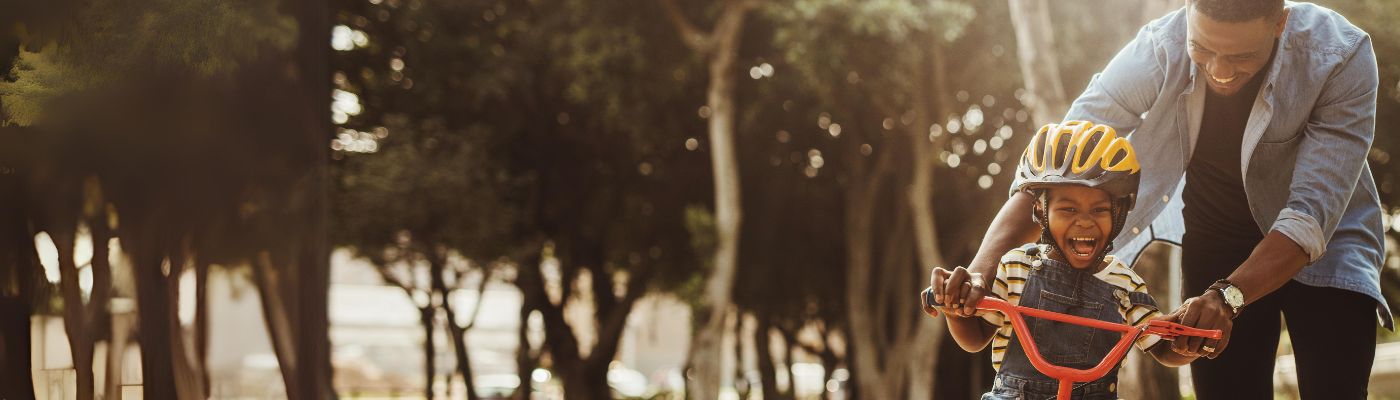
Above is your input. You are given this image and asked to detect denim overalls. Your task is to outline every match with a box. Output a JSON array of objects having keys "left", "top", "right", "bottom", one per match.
[{"left": 985, "top": 248, "right": 1154, "bottom": 400}]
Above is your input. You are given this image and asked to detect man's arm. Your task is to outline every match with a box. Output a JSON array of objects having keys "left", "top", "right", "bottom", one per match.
[
  {"left": 1175, "top": 35, "right": 1380, "bottom": 359},
  {"left": 1171, "top": 231, "right": 1309, "bottom": 358},
  {"left": 932, "top": 191, "right": 1039, "bottom": 317}
]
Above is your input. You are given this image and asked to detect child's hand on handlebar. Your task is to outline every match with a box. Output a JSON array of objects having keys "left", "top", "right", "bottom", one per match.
[{"left": 928, "top": 266, "right": 987, "bottom": 318}]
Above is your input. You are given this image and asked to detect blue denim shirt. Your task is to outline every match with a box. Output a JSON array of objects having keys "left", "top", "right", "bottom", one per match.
[{"left": 1014, "top": 2, "right": 1392, "bottom": 328}]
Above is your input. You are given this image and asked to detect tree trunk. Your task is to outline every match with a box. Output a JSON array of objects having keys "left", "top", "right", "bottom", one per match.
[
  {"left": 733, "top": 315, "right": 749, "bottom": 399},
  {"left": 445, "top": 322, "right": 480, "bottom": 400},
  {"left": 514, "top": 248, "right": 590, "bottom": 399},
  {"left": 560, "top": 365, "right": 610, "bottom": 400},
  {"left": 166, "top": 248, "right": 207, "bottom": 400},
  {"left": 1007, "top": 0, "right": 1070, "bottom": 124},
  {"left": 0, "top": 116, "right": 36, "bottom": 400},
  {"left": 776, "top": 326, "right": 800, "bottom": 400},
  {"left": 582, "top": 261, "right": 654, "bottom": 398},
  {"left": 518, "top": 260, "right": 582, "bottom": 399},
  {"left": 108, "top": 313, "right": 135, "bottom": 400},
  {"left": 436, "top": 256, "right": 482, "bottom": 400},
  {"left": 904, "top": 38, "right": 952, "bottom": 400},
  {"left": 84, "top": 196, "right": 115, "bottom": 396},
  {"left": 291, "top": 0, "right": 335, "bottom": 395},
  {"left": 792, "top": 324, "right": 837, "bottom": 400},
  {"left": 53, "top": 228, "right": 96, "bottom": 400},
  {"left": 662, "top": 1, "right": 755, "bottom": 396},
  {"left": 421, "top": 306, "right": 437, "bottom": 400},
  {"left": 515, "top": 300, "right": 537, "bottom": 400},
  {"left": 195, "top": 260, "right": 211, "bottom": 399},
  {"left": 0, "top": 296, "right": 35, "bottom": 400},
  {"left": 754, "top": 316, "right": 780, "bottom": 400},
  {"left": 842, "top": 128, "right": 907, "bottom": 399},
  {"left": 131, "top": 241, "right": 178, "bottom": 399},
  {"left": 253, "top": 251, "right": 300, "bottom": 399},
  {"left": 295, "top": 222, "right": 333, "bottom": 400}
]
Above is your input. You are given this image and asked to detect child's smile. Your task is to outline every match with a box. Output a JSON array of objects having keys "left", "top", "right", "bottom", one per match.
[{"left": 1043, "top": 185, "right": 1115, "bottom": 270}]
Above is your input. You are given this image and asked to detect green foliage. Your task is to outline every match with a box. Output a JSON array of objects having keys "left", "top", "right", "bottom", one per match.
[
  {"left": 0, "top": 50, "right": 79, "bottom": 125},
  {"left": 334, "top": 123, "right": 518, "bottom": 261},
  {"left": 769, "top": 0, "right": 974, "bottom": 106},
  {"left": 675, "top": 204, "right": 715, "bottom": 308},
  {"left": 0, "top": 0, "right": 296, "bottom": 126}
]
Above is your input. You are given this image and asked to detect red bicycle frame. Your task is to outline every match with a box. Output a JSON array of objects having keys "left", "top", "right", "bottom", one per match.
[{"left": 921, "top": 287, "right": 1220, "bottom": 399}]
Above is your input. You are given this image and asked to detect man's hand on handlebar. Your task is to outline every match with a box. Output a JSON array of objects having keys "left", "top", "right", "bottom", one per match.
[
  {"left": 928, "top": 266, "right": 989, "bottom": 318},
  {"left": 1170, "top": 292, "right": 1234, "bottom": 359}
]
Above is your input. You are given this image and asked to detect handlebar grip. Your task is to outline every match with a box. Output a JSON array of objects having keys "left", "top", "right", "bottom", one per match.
[
  {"left": 922, "top": 287, "right": 944, "bottom": 309},
  {"left": 1145, "top": 320, "right": 1223, "bottom": 339}
]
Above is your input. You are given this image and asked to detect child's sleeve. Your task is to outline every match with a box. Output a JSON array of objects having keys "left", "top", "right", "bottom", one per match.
[
  {"left": 978, "top": 252, "right": 1021, "bottom": 328},
  {"left": 1122, "top": 280, "right": 1164, "bottom": 352}
]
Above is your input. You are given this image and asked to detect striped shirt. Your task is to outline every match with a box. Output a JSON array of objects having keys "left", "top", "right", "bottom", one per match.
[{"left": 980, "top": 245, "right": 1163, "bottom": 371}]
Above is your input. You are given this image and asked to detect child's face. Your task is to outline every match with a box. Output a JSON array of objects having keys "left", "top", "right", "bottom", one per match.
[{"left": 1043, "top": 186, "right": 1114, "bottom": 269}]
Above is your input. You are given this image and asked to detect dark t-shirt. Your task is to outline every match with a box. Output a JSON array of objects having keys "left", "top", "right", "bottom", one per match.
[{"left": 1181, "top": 48, "right": 1275, "bottom": 292}]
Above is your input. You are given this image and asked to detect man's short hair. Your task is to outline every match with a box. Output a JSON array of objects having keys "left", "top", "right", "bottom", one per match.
[{"left": 1190, "top": 0, "right": 1284, "bottom": 23}]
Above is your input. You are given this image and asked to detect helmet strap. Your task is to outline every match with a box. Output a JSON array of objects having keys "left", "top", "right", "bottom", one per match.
[{"left": 1032, "top": 192, "right": 1064, "bottom": 257}]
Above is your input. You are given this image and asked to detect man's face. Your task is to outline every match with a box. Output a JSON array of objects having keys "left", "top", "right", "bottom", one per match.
[
  {"left": 1042, "top": 186, "right": 1114, "bottom": 270},
  {"left": 1186, "top": 5, "right": 1288, "bottom": 96}
]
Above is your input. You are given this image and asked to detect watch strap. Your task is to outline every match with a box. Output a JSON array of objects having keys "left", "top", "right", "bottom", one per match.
[{"left": 1208, "top": 279, "right": 1243, "bottom": 318}]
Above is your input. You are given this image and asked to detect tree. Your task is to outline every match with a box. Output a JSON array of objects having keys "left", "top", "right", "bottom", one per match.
[
  {"left": 328, "top": 0, "right": 714, "bottom": 397},
  {"left": 661, "top": 0, "right": 758, "bottom": 396},
  {"left": 334, "top": 122, "right": 517, "bottom": 399},
  {"left": 0, "top": 1, "right": 336, "bottom": 398},
  {"left": 0, "top": 126, "right": 42, "bottom": 400},
  {"left": 764, "top": 1, "right": 980, "bottom": 397}
]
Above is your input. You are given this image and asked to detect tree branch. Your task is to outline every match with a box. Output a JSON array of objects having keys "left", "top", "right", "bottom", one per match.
[
  {"left": 661, "top": 0, "right": 713, "bottom": 52},
  {"left": 462, "top": 267, "right": 491, "bottom": 331},
  {"left": 588, "top": 263, "right": 656, "bottom": 366},
  {"left": 374, "top": 262, "right": 420, "bottom": 306}
]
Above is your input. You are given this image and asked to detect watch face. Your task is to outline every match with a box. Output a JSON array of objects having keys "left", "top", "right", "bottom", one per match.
[{"left": 1223, "top": 286, "right": 1244, "bottom": 307}]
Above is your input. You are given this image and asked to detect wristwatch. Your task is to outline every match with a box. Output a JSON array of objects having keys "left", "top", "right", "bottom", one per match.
[{"left": 1208, "top": 279, "right": 1245, "bottom": 318}]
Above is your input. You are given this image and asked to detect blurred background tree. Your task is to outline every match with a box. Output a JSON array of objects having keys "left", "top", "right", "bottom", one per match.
[
  {"left": 3, "top": 0, "right": 1400, "bottom": 399},
  {"left": 0, "top": 0, "right": 334, "bottom": 398}
]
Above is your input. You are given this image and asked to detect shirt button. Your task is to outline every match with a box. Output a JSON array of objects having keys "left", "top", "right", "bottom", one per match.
[
  {"left": 1162, "top": 195, "right": 1170, "bottom": 203},
  {"left": 1132, "top": 227, "right": 1140, "bottom": 234},
  {"left": 1109, "top": 383, "right": 1117, "bottom": 392}
]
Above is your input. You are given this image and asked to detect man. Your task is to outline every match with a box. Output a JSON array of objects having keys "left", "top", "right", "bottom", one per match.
[{"left": 934, "top": 1, "right": 1390, "bottom": 398}]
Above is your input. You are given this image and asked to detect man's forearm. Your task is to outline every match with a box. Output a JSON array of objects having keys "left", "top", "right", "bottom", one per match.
[
  {"left": 968, "top": 192, "right": 1041, "bottom": 275},
  {"left": 1227, "top": 230, "right": 1312, "bottom": 305}
]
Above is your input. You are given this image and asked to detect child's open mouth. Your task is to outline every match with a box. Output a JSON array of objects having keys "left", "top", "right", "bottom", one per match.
[{"left": 1069, "top": 237, "right": 1098, "bottom": 257}]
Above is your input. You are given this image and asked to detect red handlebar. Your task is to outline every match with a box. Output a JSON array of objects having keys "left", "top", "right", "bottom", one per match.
[{"left": 921, "top": 287, "right": 1219, "bottom": 399}]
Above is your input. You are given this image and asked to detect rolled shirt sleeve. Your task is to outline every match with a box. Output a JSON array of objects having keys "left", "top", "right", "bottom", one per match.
[{"left": 1271, "top": 35, "right": 1378, "bottom": 263}]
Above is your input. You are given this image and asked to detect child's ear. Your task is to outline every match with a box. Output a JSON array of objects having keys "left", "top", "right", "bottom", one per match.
[{"left": 1030, "top": 199, "right": 1046, "bottom": 223}]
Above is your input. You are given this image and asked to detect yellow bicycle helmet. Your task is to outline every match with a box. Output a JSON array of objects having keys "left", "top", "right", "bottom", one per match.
[{"left": 1015, "top": 121, "right": 1142, "bottom": 254}]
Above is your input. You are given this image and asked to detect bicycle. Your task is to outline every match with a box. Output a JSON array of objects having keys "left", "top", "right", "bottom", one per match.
[{"left": 921, "top": 287, "right": 1221, "bottom": 400}]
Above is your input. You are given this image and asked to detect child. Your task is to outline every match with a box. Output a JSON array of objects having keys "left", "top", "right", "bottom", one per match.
[{"left": 926, "top": 121, "right": 1198, "bottom": 399}]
